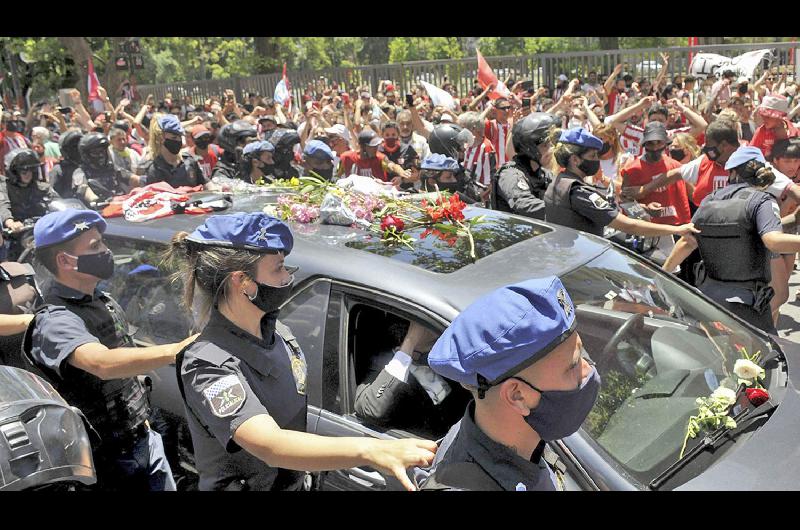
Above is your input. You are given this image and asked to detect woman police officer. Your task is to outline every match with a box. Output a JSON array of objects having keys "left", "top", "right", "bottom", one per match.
[
  {"left": 544, "top": 127, "right": 699, "bottom": 239},
  {"left": 664, "top": 146, "right": 800, "bottom": 334},
  {"left": 164, "top": 212, "right": 436, "bottom": 491}
]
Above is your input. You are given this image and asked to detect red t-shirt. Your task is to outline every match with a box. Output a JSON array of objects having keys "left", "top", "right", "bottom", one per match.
[
  {"left": 622, "top": 155, "right": 691, "bottom": 225},
  {"left": 340, "top": 150, "right": 388, "bottom": 180},
  {"left": 749, "top": 120, "right": 800, "bottom": 159},
  {"left": 681, "top": 154, "right": 730, "bottom": 207},
  {"left": 192, "top": 145, "right": 219, "bottom": 180}
]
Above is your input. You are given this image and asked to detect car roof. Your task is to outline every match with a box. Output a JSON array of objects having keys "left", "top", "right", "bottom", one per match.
[{"left": 104, "top": 191, "right": 611, "bottom": 321}]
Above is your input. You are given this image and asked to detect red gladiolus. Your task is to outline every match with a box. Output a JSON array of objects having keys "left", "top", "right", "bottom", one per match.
[
  {"left": 745, "top": 388, "right": 770, "bottom": 407},
  {"left": 380, "top": 215, "right": 405, "bottom": 232}
]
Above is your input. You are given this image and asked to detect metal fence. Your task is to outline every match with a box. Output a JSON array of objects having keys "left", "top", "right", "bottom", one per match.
[{"left": 136, "top": 41, "right": 799, "bottom": 107}]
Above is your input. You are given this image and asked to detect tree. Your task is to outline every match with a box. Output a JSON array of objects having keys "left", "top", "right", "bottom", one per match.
[
  {"left": 599, "top": 37, "right": 619, "bottom": 50},
  {"left": 359, "top": 37, "right": 388, "bottom": 65}
]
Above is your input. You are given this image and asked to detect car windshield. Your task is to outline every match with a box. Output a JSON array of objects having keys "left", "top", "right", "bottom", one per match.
[{"left": 560, "top": 247, "right": 777, "bottom": 488}]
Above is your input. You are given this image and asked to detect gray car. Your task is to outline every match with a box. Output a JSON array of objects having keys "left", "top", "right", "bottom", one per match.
[{"left": 25, "top": 191, "right": 799, "bottom": 491}]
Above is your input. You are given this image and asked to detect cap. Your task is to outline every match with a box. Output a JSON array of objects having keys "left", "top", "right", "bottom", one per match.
[
  {"left": 186, "top": 212, "right": 293, "bottom": 255},
  {"left": 641, "top": 121, "right": 669, "bottom": 144},
  {"left": 440, "top": 113, "right": 455, "bottom": 123},
  {"left": 34, "top": 209, "right": 107, "bottom": 250},
  {"left": 757, "top": 95, "right": 790, "bottom": 119},
  {"left": 324, "top": 124, "right": 351, "bottom": 143},
  {"left": 158, "top": 115, "right": 185, "bottom": 135},
  {"left": 558, "top": 74, "right": 569, "bottom": 82},
  {"left": 559, "top": 127, "right": 604, "bottom": 150},
  {"left": 358, "top": 129, "right": 383, "bottom": 147},
  {"left": 242, "top": 140, "right": 275, "bottom": 156},
  {"left": 304, "top": 139, "right": 334, "bottom": 161},
  {"left": 420, "top": 153, "right": 459, "bottom": 171},
  {"left": 258, "top": 115, "right": 278, "bottom": 124},
  {"left": 428, "top": 276, "right": 577, "bottom": 393},
  {"left": 191, "top": 125, "right": 211, "bottom": 139},
  {"left": 724, "top": 145, "right": 766, "bottom": 170}
]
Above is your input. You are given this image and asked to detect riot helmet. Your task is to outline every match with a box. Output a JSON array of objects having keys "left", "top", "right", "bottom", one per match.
[
  {"left": 0, "top": 366, "right": 96, "bottom": 490},
  {"left": 59, "top": 130, "right": 84, "bottom": 164},
  {"left": 269, "top": 128, "right": 301, "bottom": 167},
  {"left": 428, "top": 123, "right": 474, "bottom": 162},
  {"left": 78, "top": 132, "right": 111, "bottom": 170},
  {"left": 4, "top": 148, "right": 43, "bottom": 186},
  {"left": 512, "top": 112, "right": 558, "bottom": 162},
  {"left": 217, "top": 120, "right": 257, "bottom": 153}
]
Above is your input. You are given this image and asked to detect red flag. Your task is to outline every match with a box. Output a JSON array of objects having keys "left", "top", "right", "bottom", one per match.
[
  {"left": 476, "top": 49, "right": 511, "bottom": 100},
  {"left": 87, "top": 56, "right": 101, "bottom": 102},
  {"left": 688, "top": 37, "right": 698, "bottom": 65}
]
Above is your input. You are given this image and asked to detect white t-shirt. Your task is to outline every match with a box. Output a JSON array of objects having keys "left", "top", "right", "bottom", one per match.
[{"left": 680, "top": 157, "right": 793, "bottom": 198}]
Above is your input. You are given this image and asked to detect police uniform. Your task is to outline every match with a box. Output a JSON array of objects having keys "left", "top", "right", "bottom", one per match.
[
  {"left": 419, "top": 276, "right": 597, "bottom": 491},
  {"left": 691, "top": 147, "right": 782, "bottom": 334},
  {"left": 545, "top": 128, "right": 620, "bottom": 236},
  {"left": 23, "top": 209, "right": 175, "bottom": 491},
  {"left": 176, "top": 213, "right": 310, "bottom": 491},
  {"left": 492, "top": 155, "right": 553, "bottom": 220},
  {"left": 141, "top": 116, "right": 206, "bottom": 188},
  {"left": 0, "top": 177, "right": 58, "bottom": 225}
]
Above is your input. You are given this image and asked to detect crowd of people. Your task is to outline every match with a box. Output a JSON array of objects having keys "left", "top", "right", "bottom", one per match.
[{"left": 2, "top": 50, "right": 800, "bottom": 492}]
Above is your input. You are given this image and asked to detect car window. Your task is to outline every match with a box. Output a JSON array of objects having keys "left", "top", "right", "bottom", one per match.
[
  {"left": 560, "top": 247, "right": 775, "bottom": 488},
  {"left": 278, "top": 279, "right": 330, "bottom": 409}
]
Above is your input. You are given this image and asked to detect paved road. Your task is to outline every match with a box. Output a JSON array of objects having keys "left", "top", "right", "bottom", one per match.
[{"left": 777, "top": 268, "right": 800, "bottom": 344}]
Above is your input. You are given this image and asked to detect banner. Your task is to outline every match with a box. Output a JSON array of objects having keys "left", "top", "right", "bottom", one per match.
[
  {"left": 689, "top": 49, "right": 774, "bottom": 81},
  {"left": 419, "top": 80, "right": 457, "bottom": 110},
  {"left": 476, "top": 49, "right": 512, "bottom": 100}
]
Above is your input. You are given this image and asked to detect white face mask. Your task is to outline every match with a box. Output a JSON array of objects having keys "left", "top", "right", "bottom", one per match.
[{"left": 569, "top": 118, "right": 583, "bottom": 129}]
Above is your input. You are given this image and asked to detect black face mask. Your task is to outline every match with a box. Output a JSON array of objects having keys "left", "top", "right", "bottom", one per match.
[
  {"left": 644, "top": 148, "right": 664, "bottom": 163},
  {"left": 194, "top": 138, "right": 211, "bottom": 150},
  {"left": 702, "top": 145, "right": 720, "bottom": 161},
  {"left": 163, "top": 138, "right": 183, "bottom": 155},
  {"left": 65, "top": 250, "right": 115, "bottom": 280},
  {"left": 669, "top": 148, "right": 686, "bottom": 161},
  {"left": 578, "top": 158, "right": 601, "bottom": 177},
  {"left": 246, "top": 273, "right": 295, "bottom": 314},
  {"left": 308, "top": 166, "right": 333, "bottom": 180},
  {"left": 435, "top": 181, "right": 462, "bottom": 193}
]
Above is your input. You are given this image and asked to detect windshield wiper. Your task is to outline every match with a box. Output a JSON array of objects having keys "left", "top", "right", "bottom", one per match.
[{"left": 649, "top": 400, "right": 778, "bottom": 490}]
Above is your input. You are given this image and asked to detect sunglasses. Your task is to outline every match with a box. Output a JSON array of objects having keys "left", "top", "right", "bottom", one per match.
[{"left": 496, "top": 106, "right": 511, "bottom": 111}]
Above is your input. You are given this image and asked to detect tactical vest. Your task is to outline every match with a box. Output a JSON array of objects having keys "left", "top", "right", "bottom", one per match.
[
  {"left": 544, "top": 173, "right": 602, "bottom": 235},
  {"left": 40, "top": 291, "right": 150, "bottom": 446},
  {"left": 491, "top": 158, "right": 549, "bottom": 212},
  {"left": 51, "top": 160, "right": 79, "bottom": 198},
  {"left": 211, "top": 159, "right": 237, "bottom": 180},
  {"left": 692, "top": 184, "right": 770, "bottom": 285},
  {"left": 6, "top": 182, "right": 51, "bottom": 221}
]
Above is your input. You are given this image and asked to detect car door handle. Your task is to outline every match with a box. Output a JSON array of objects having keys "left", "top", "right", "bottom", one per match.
[{"left": 346, "top": 467, "right": 386, "bottom": 489}]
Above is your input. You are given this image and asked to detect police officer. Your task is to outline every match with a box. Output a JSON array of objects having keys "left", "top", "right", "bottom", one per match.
[
  {"left": 0, "top": 149, "right": 59, "bottom": 260},
  {"left": 418, "top": 153, "right": 478, "bottom": 203},
  {"left": 211, "top": 120, "right": 258, "bottom": 180},
  {"left": 72, "top": 132, "right": 142, "bottom": 206},
  {"left": 544, "top": 127, "right": 698, "bottom": 239},
  {"left": 140, "top": 115, "right": 205, "bottom": 188},
  {"left": 427, "top": 125, "right": 483, "bottom": 203},
  {"left": 238, "top": 140, "right": 275, "bottom": 183},
  {"left": 165, "top": 213, "right": 436, "bottom": 491},
  {"left": 301, "top": 139, "right": 335, "bottom": 180},
  {"left": 268, "top": 128, "right": 303, "bottom": 180},
  {"left": 23, "top": 209, "right": 197, "bottom": 490},
  {"left": 49, "top": 130, "right": 83, "bottom": 198},
  {"left": 492, "top": 112, "right": 559, "bottom": 219},
  {"left": 664, "top": 146, "right": 800, "bottom": 334},
  {"left": 418, "top": 276, "right": 599, "bottom": 491}
]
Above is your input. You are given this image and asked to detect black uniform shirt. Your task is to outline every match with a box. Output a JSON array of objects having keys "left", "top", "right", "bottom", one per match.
[
  {"left": 180, "top": 308, "right": 307, "bottom": 491},
  {"left": 420, "top": 402, "right": 557, "bottom": 491},
  {"left": 144, "top": 153, "right": 205, "bottom": 188},
  {"left": 568, "top": 181, "right": 621, "bottom": 235}
]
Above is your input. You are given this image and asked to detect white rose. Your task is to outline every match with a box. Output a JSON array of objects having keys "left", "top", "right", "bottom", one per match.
[
  {"left": 711, "top": 386, "right": 737, "bottom": 406},
  {"left": 734, "top": 359, "right": 763, "bottom": 381}
]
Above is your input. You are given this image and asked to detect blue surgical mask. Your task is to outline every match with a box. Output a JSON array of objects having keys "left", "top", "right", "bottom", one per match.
[{"left": 512, "top": 362, "right": 601, "bottom": 441}]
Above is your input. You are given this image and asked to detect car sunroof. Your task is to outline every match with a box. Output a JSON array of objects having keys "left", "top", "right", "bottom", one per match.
[{"left": 344, "top": 210, "right": 550, "bottom": 273}]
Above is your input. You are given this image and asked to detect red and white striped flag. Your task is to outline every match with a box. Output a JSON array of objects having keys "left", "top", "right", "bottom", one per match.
[
  {"left": 476, "top": 49, "right": 512, "bottom": 100},
  {"left": 274, "top": 62, "right": 292, "bottom": 113},
  {"left": 87, "top": 56, "right": 101, "bottom": 102}
]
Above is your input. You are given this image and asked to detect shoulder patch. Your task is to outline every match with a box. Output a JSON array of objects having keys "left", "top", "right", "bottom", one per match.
[
  {"left": 516, "top": 178, "right": 530, "bottom": 191},
  {"left": 588, "top": 192, "right": 609, "bottom": 209},
  {"left": 202, "top": 374, "right": 246, "bottom": 418}
]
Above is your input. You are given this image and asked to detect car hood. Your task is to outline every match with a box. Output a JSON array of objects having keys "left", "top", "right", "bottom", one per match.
[{"left": 677, "top": 337, "right": 800, "bottom": 490}]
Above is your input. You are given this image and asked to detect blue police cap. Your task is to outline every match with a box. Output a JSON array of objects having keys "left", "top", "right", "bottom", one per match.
[
  {"left": 158, "top": 115, "right": 185, "bottom": 136},
  {"left": 128, "top": 264, "right": 159, "bottom": 276},
  {"left": 559, "top": 127, "right": 603, "bottom": 150},
  {"left": 303, "top": 140, "right": 334, "bottom": 161},
  {"left": 428, "top": 276, "right": 577, "bottom": 394},
  {"left": 243, "top": 140, "right": 275, "bottom": 156},
  {"left": 34, "top": 209, "right": 107, "bottom": 250},
  {"left": 420, "top": 153, "right": 460, "bottom": 171},
  {"left": 724, "top": 145, "right": 766, "bottom": 170},
  {"left": 186, "top": 212, "right": 293, "bottom": 255}
]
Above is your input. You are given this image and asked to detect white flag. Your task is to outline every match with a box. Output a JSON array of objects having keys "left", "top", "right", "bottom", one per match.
[
  {"left": 689, "top": 49, "right": 774, "bottom": 81},
  {"left": 419, "top": 80, "right": 458, "bottom": 111}
]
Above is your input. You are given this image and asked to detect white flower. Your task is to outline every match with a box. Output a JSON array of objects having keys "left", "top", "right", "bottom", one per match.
[
  {"left": 711, "top": 386, "right": 737, "bottom": 406},
  {"left": 734, "top": 359, "right": 764, "bottom": 381}
]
